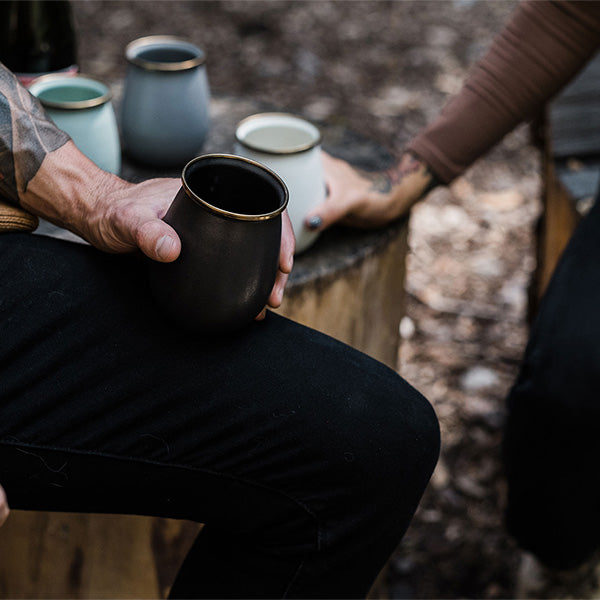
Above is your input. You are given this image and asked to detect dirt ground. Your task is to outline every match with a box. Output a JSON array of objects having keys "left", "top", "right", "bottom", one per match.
[{"left": 70, "top": 1, "right": 559, "bottom": 597}]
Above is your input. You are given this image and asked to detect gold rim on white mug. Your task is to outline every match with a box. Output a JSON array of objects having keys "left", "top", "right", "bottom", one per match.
[{"left": 235, "top": 112, "right": 322, "bottom": 155}]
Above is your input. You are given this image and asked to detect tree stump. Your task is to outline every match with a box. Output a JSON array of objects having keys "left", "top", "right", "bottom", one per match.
[
  {"left": 0, "top": 511, "right": 199, "bottom": 598},
  {"left": 279, "top": 219, "right": 408, "bottom": 369}
]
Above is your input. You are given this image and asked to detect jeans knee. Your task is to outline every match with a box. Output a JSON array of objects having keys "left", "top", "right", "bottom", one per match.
[
  {"left": 306, "top": 379, "right": 439, "bottom": 582},
  {"left": 323, "top": 374, "right": 440, "bottom": 528},
  {"left": 365, "top": 385, "right": 439, "bottom": 507}
]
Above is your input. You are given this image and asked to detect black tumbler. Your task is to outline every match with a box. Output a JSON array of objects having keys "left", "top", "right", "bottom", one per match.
[{"left": 147, "top": 153, "right": 289, "bottom": 335}]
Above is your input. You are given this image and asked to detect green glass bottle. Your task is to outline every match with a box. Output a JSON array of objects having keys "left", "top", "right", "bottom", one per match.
[{"left": 0, "top": 0, "right": 78, "bottom": 86}]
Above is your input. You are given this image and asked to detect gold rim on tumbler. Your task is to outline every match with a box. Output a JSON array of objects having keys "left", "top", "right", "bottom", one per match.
[
  {"left": 181, "top": 154, "right": 289, "bottom": 222},
  {"left": 29, "top": 73, "right": 112, "bottom": 110},
  {"left": 125, "top": 35, "right": 207, "bottom": 72}
]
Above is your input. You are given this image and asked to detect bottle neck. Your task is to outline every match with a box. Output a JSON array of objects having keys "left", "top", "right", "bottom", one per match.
[{"left": 0, "top": 0, "right": 78, "bottom": 83}]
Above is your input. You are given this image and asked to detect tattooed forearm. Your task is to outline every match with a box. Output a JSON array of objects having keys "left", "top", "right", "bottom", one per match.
[
  {"left": 0, "top": 63, "right": 70, "bottom": 204},
  {"left": 366, "top": 152, "right": 439, "bottom": 197}
]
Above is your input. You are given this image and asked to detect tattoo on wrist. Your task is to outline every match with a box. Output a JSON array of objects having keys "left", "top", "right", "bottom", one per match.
[
  {"left": 0, "top": 63, "right": 70, "bottom": 204},
  {"left": 366, "top": 152, "right": 439, "bottom": 197}
]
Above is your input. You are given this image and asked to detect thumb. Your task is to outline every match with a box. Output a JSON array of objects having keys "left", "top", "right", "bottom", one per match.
[
  {"left": 304, "top": 195, "right": 350, "bottom": 232},
  {"left": 137, "top": 220, "right": 181, "bottom": 263},
  {"left": 305, "top": 151, "right": 356, "bottom": 231},
  {"left": 0, "top": 486, "right": 9, "bottom": 527}
]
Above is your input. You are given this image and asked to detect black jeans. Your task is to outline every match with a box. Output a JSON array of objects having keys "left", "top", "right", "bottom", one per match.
[
  {"left": 0, "top": 232, "right": 440, "bottom": 598},
  {"left": 504, "top": 192, "right": 600, "bottom": 569}
]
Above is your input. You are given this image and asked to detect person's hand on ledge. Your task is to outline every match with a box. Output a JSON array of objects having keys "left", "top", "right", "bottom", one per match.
[
  {"left": 0, "top": 484, "right": 9, "bottom": 527},
  {"left": 305, "top": 151, "right": 439, "bottom": 232}
]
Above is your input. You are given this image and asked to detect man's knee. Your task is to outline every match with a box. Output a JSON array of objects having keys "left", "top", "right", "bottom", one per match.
[{"left": 323, "top": 374, "right": 440, "bottom": 528}]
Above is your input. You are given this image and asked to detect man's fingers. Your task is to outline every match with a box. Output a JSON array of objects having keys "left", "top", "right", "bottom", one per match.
[
  {"left": 280, "top": 211, "right": 295, "bottom": 273},
  {"left": 0, "top": 486, "right": 9, "bottom": 527},
  {"left": 269, "top": 270, "right": 290, "bottom": 309}
]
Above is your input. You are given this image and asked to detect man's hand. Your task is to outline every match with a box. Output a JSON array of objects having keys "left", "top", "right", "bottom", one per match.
[
  {"left": 0, "top": 485, "right": 9, "bottom": 527},
  {"left": 0, "top": 64, "right": 181, "bottom": 264},
  {"left": 20, "top": 142, "right": 183, "bottom": 263},
  {"left": 85, "top": 175, "right": 183, "bottom": 263},
  {"left": 20, "top": 141, "right": 295, "bottom": 317},
  {"left": 256, "top": 209, "right": 295, "bottom": 320}
]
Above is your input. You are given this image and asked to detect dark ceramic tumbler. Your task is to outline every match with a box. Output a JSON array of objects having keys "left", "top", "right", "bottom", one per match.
[{"left": 147, "top": 154, "right": 289, "bottom": 335}]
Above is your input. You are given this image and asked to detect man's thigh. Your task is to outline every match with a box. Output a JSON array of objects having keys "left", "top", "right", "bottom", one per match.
[{"left": 0, "top": 233, "right": 437, "bottom": 535}]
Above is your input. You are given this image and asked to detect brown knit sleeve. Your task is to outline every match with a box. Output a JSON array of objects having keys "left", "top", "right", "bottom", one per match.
[{"left": 407, "top": 0, "right": 600, "bottom": 184}]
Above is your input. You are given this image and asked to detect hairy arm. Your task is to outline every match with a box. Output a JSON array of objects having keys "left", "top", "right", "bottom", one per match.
[
  {"left": 0, "top": 61, "right": 182, "bottom": 261},
  {"left": 0, "top": 64, "right": 70, "bottom": 204}
]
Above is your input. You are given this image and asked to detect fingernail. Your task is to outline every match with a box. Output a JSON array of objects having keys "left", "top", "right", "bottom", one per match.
[
  {"left": 307, "top": 215, "right": 322, "bottom": 230},
  {"left": 155, "top": 235, "right": 175, "bottom": 260}
]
